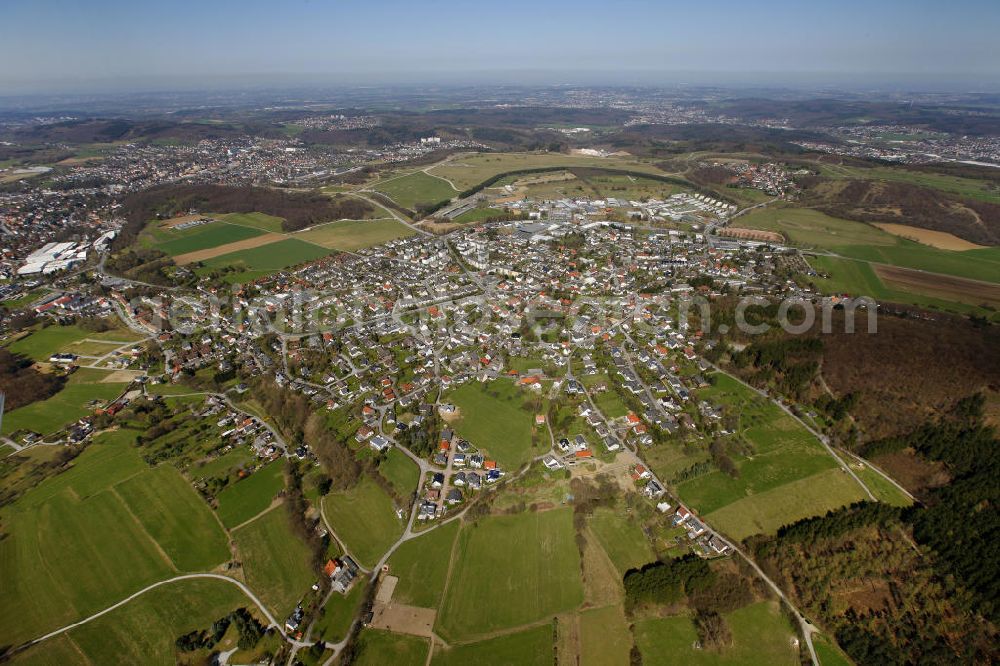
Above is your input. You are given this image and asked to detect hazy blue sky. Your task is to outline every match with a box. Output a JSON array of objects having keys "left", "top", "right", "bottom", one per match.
[{"left": 2, "top": 0, "right": 998, "bottom": 92}]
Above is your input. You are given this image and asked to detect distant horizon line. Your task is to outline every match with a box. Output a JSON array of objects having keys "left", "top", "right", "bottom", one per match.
[{"left": 3, "top": 69, "right": 999, "bottom": 99}]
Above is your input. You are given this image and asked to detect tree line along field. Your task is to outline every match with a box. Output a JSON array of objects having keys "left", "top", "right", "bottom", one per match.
[
  {"left": 0, "top": 428, "right": 231, "bottom": 649},
  {"left": 667, "top": 373, "right": 868, "bottom": 540}
]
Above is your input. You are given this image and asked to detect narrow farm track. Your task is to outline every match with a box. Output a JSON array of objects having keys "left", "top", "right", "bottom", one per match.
[{"left": 17, "top": 573, "right": 311, "bottom": 655}]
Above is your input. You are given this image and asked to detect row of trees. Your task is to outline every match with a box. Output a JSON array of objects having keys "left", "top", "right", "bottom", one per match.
[{"left": 623, "top": 555, "right": 716, "bottom": 609}]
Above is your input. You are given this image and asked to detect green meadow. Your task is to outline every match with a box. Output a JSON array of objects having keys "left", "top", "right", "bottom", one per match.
[
  {"left": 739, "top": 206, "right": 1000, "bottom": 284},
  {"left": 0, "top": 429, "right": 229, "bottom": 648},
  {"left": 437, "top": 508, "right": 583, "bottom": 641},
  {"left": 295, "top": 218, "right": 415, "bottom": 250},
  {"left": 214, "top": 460, "right": 286, "bottom": 528},
  {"left": 447, "top": 379, "right": 537, "bottom": 469},
  {"left": 354, "top": 629, "right": 429, "bottom": 666},
  {"left": 232, "top": 506, "right": 315, "bottom": 618},
  {"left": 9, "top": 578, "right": 251, "bottom": 665},
  {"left": 387, "top": 519, "right": 460, "bottom": 608},
  {"left": 373, "top": 172, "right": 457, "bottom": 210},
  {"left": 154, "top": 222, "right": 264, "bottom": 256},
  {"left": 633, "top": 601, "right": 799, "bottom": 666},
  {"left": 2, "top": 368, "right": 131, "bottom": 436},
  {"left": 197, "top": 238, "right": 333, "bottom": 282},
  {"left": 7, "top": 323, "right": 142, "bottom": 362},
  {"left": 322, "top": 476, "right": 404, "bottom": 568},
  {"left": 672, "top": 373, "right": 867, "bottom": 539},
  {"left": 432, "top": 624, "right": 553, "bottom": 666},
  {"left": 378, "top": 447, "right": 420, "bottom": 498},
  {"left": 588, "top": 507, "right": 656, "bottom": 575}
]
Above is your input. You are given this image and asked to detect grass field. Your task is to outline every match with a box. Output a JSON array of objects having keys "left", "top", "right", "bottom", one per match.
[
  {"left": 322, "top": 476, "right": 404, "bottom": 568},
  {"left": 437, "top": 508, "right": 583, "bottom": 640},
  {"left": 840, "top": 455, "right": 913, "bottom": 507},
  {"left": 387, "top": 519, "right": 460, "bottom": 608},
  {"left": 2, "top": 367, "right": 130, "bottom": 435},
  {"left": 197, "top": 237, "right": 333, "bottom": 282},
  {"left": 6, "top": 323, "right": 143, "bottom": 362},
  {"left": 232, "top": 506, "right": 315, "bottom": 618},
  {"left": 739, "top": 207, "right": 892, "bottom": 249},
  {"left": 378, "top": 447, "right": 420, "bottom": 499},
  {"left": 673, "top": 373, "right": 868, "bottom": 538},
  {"left": 588, "top": 507, "right": 655, "bottom": 575},
  {"left": 432, "top": 624, "right": 553, "bottom": 666},
  {"left": 9, "top": 578, "right": 251, "bottom": 665},
  {"left": 373, "top": 172, "right": 457, "bottom": 210},
  {"left": 428, "top": 152, "right": 665, "bottom": 191},
  {"left": 580, "top": 605, "right": 632, "bottom": 665},
  {"left": 633, "top": 601, "right": 799, "bottom": 665},
  {"left": 314, "top": 575, "right": 369, "bottom": 642},
  {"left": 0, "top": 428, "right": 231, "bottom": 647},
  {"left": 191, "top": 447, "right": 255, "bottom": 481},
  {"left": 295, "top": 218, "right": 415, "bottom": 250},
  {"left": 115, "top": 466, "right": 230, "bottom": 570},
  {"left": 214, "top": 460, "right": 286, "bottom": 528},
  {"left": 221, "top": 211, "right": 286, "bottom": 232},
  {"left": 447, "top": 380, "right": 537, "bottom": 469},
  {"left": 154, "top": 222, "right": 264, "bottom": 256},
  {"left": 354, "top": 629, "right": 429, "bottom": 666},
  {"left": 573, "top": 172, "right": 688, "bottom": 201},
  {"left": 2, "top": 287, "right": 50, "bottom": 310},
  {"left": 703, "top": 467, "right": 869, "bottom": 540},
  {"left": 452, "top": 206, "right": 508, "bottom": 223}
]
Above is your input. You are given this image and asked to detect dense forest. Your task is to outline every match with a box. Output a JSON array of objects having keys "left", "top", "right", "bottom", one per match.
[
  {"left": 747, "top": 394, "right": 1000, "bottom": 666},
  {"left": 861, "top": 395, "right": 1000, "bottom": 623},
  {"left": 749, "top": 500, "right": 997, "bottom": 665}
]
